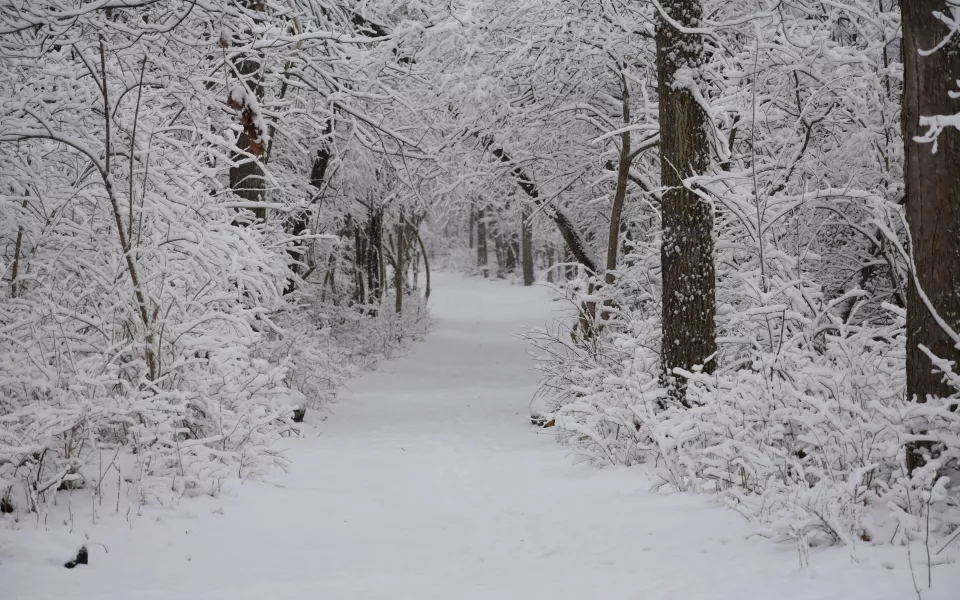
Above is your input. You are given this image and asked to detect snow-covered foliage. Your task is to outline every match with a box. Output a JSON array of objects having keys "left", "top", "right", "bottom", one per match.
[
  {"left": 2, "top": 0, "right": 958, "bottom": 569},
  {"left": 0, "top": 1, "right": 432, "bottom": 517},
  {"left": 523, "top": 0, "right": 960, "bottom": 549}
]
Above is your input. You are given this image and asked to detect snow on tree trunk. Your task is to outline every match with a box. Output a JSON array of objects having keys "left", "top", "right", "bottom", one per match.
[
  {"left": 901, "top": 0, "right": 960, "bottom": 472},
  {"left": 655, "top": 0, "right": 717, "bottom": 401},
  {"left": 228, "top": 4, "right": 267, "bottom": 224}
]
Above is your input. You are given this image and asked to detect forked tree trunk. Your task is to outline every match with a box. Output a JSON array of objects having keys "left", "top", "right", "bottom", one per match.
[
  {"left": 521, "top": 204, "right": 535, "bottom": 286},
  {"left": 901, "top": 0, "right": 960, "bottom": 473},
  {"left": 656, "top": 0, "right": 717, "bottom": 402}
]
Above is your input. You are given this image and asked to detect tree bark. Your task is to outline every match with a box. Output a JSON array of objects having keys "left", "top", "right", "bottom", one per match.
[
  {"left": 352, "top": 219, "right": 366, "bottom": 305},
  {"left": 901, "top": 0, "right": 960, "bottom": 472},
  {"left": 468, "top": 204, "right": 475, "bottom": 249},
  {"left": 394, "top": 215, "right": 404, "bottom": 314},
  {"left": 605, "top": 69, "right": 632, "bottom": 286},
  {"left": 545, "top": 244, "right": 555, "bottom": 283},
  {"left": 476, "top": 206, "right": 489, "bottom": 277},
  {"left": 412, "top": 220, "right": 431, "bottom": 302},
  {"left": 521, "top": 204, "right": 535, "bottom": 286},
  {"left": 366, "top": 208, "right": 383, "bottom": 304},
  {"left": 228, "top": 3, "right": 267, "bottom": 224},
  {"left": 492, "top": 228, "right": 506, "bottom": 278},
  {"left": 283, "top": 131, "right": 332, "bottom": 295},
  {"left": 656, "top": 0, "right": 717, "bottom": 401}
]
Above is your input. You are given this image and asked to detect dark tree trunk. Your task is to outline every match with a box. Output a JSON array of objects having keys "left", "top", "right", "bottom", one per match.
[
  {"left": 605, "top": 71, "right": 632, "bottom": 286},
  {"left": 352, "top": 221, "right": 366, "bottom": 305},
  {"left": 366, "top": 208, "right": 383, "bottom": 304},
  {"left": 564, "top": 247, "right": 577, "bottom": 280},
  {"left": 521, "top": 204, "right": 535, "bottom": 286},
  {"left": 229, "top": 3, "right": 266, "bottom": 224},
  {"left": 476, "top": 206, "right": 489, "bottom": 277},
  {"left": 468, "top": 205, "right": 475, "bottom": 249},
  {"left": 656, "top": 0, "right": 717, "bottom": 401},
  {"left": 412, "top": 221, "right": 431, "bottom": 302},
  {"left": 545, "top": 244, "right": 555, "bottom": 284},
  {"left": 229, "top": 131, "right": 266, "bottom": 224},
  {"left": 283, "top": 124, "right": 333, "bottom": 295},
  {"left": 492, "top": 221, "right": 507, "bottom": 278},
  {"left": 901, "top": 0, "right": 960, "bottom": 473},
  {"left": 508, "top": 234, "right": 520, "bottom": 274},
  {"left": 394, "top": 216, "right": 404, "bottom": 314}
]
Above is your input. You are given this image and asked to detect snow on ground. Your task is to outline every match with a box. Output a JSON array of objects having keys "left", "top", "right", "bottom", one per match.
[{"left": 2, "top": 272, "right": 958, "bottom": 599}]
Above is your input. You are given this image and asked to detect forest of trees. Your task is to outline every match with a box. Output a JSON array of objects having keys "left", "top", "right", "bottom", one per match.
[{"left": 1, "top": 0, "right": 958, "bottom": 555}]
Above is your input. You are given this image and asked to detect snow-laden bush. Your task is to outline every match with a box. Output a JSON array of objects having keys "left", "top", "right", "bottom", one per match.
[
  {"left": 0, "top": 1, "right": 432, "bottom": 518},
  {"left": 0, "top": 232, "right": 297, "bottom": 510},
  {"left": 528, "top": 235, "right": 960, "bottom": 548}
]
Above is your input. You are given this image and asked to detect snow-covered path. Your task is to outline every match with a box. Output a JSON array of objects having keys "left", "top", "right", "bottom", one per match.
[{"left": 5, "top": 272, "right": 957, "bottom": 599}]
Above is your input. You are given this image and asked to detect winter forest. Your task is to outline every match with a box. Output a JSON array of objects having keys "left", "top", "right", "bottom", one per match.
[{"left": 1, "top": 0, "right": 960, "bottom": 598}]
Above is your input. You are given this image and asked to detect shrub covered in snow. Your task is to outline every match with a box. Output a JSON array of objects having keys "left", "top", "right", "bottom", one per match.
[{"left": 529, "top": 226, "right": 960, "bottom": 549}]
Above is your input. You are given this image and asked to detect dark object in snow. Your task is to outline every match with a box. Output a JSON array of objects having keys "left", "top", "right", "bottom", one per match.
[
  {"left": 292, "top": 407, "right": 306, "bottom": 423},
  {"left": 0, "top": 493, "right": 13, "bottom": 514},
  {"left": 529, "top": 414, "right": 555, "bottom": 428},
  {"left": 65, "top": 546, "right": 88, "bottom": 569}
]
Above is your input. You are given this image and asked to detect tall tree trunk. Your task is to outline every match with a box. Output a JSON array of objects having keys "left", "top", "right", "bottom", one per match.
[
  {"left": 521, "top": 204, "right": 535, "bottom": 286},
  {"left": 564, "top": 247, "right": 577, "bottom": 280},
  {"left": 605, "top": 70, "right": 632, "bottom": 286},
  {"left": 228, "top": 3, "right": 267, "bottom": 224},
  {"left": 492, "top": 224, "right": 507, "bottom": 279},
  {"left": 508, "top": 235, "right": 520, "bottom": 274},
  {"left": 283, "top": 123, "right": 333, "bottom": 295},
  {"left": 352, "top": 220, "right": 366, "bottom": 305},
  {"left": 656, "top": 0, "right": 717, "bottom": 401},
  {"left": 546, "top": 243, "right": 555, "bottom": 283},
  {"left": 468, "top": 205, "right": 475, "bottom": 249},
  {"left": 394, "top": 216, "right": 404, "bottom": 314},
  {"left": 366, "top": 208, "right": 383, "bottom": 304},
  {"left": 412, "top": 221, "right": 431, "bottom": 302},
  {"left": 477, "top": 206, "right": 489, "bottom": 277},
  {"left": 901, "top": 0, "right": 960, "bottom": 473}
]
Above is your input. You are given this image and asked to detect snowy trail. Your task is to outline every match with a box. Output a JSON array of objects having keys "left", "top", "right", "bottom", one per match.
[{"left": 4, "top": 272, "right": 957, "bottom": 600}]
